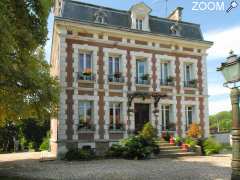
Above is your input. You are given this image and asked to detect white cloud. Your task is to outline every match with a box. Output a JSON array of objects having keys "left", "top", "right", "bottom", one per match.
[
  {"left": 209, "top": 98, "right": 231, "bottom": 115},
  {"left": 208, "top": 84, "right": 229, "bottom": 96},
  {"left": 204, "top": 26, "right": 240, "bottom": 60}
]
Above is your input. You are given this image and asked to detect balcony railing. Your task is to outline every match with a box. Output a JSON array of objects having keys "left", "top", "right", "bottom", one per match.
[
  {"left": 108, "top": 74, "right": 124, "bottom": 83},
  {"left": 135, "top": 77, "right": 150, "bottom": 85},
  {"left": 184, "top": 80, "right": 197, "bottom": 88},
  {"left": 78, "top": 73, "right": 95, "bottom": 81},
  {"left": 109, "top": 123, "right": 124, "bottom": 131},
  {"left": 160, "top": 79, "right": 174, "bottom": 86}
]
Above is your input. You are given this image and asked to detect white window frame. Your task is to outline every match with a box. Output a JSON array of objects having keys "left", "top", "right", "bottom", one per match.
[
  {"left": 161, "top": 105, "right": 172, "bottom": 131},
  {"left": 136, "top": 59, "right": 147, "bottom": 83},
  {"left": 79, "top": 52, "right": 93, "bottom": 72},
  {"left": 185, "top": 106, "right": 195, "bottom": 130},
  {"left": 184, "top": 63, "right": 193, "bottom": 82},
  {"left": 108, "top": 56, "right": 121, "bottom": 75},
  {"left": 136, "top": 19, "right": 143, "bottom": 30},
  {"left": 160, "top": 62, "right": 170, "bottom": 83},
  {"left": 109, "top": 102, "right": 122, "bottom": 130},
  {"left": 78, "top": 101, "right": 93, "bottom": 125}
]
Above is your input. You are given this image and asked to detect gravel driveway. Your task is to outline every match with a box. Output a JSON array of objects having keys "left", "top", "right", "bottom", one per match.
[{"left": 0, "top": 152, "right": 231, "bottom": 180}]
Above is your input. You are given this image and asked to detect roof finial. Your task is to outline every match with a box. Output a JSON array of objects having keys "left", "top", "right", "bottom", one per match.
[{"left": 229, "top": 49, "right": 234, "bottom": 55}]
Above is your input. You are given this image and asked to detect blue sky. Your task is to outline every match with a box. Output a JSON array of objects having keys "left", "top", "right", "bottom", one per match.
[{"left": 45, "top": 0, "right": 240, "bottom": 115}]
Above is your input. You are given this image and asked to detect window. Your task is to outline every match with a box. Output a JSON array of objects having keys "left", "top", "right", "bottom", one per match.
[
  {"left": 136, "top": 19, "right": 143, "bottom": 30},
  {"left": 79, "top": 52, "right": 93, "bottom": 80},
  {"left": 185, "top": 106, "right": 194, "bottom": 130},
  {"left": 184, "top": 63, "right": 196, "bottom": 87},
  {"left": 96, "top": 16, "right": 104, "bottom": 24},
  {"left": 109, "top": 103, "right": 122, "bottom": 130},
  {"left": 78, "top": 101, "right": 93, "bottom": 130},
  {"left": 136, "top": 60, "right": 148, "bottom": 84},
  {"left": 160, "top": 62, "right": 170, "bottom": 85},
  {"left": 108, "top": 56, "right": 123, "bottom": 82},
  {"left": 161, "top": 105, "right": 171, "bottom": 131}
]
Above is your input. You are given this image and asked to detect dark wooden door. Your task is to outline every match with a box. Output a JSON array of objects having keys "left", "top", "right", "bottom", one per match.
[{"left": 134, "top": 103, "right": 149, "bottom": 133}]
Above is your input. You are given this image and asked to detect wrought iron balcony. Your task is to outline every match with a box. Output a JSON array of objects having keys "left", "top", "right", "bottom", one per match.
[
  {"left": 184, "top": 80, "right": 197, "bottom": 88},
  {"left": 108, "top": 74, "right": 124, "bottom": 83},
  {"left": 135, "top": 77, "right": 150, "bottom": 85},
  {"left": 78, "top": 73, "right": 95, "bottom": 81},
  {"left": 160, "top": 79, "right": 174, "bottom": 86}
]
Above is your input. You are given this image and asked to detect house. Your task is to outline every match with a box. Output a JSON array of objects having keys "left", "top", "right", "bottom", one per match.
[{"left": 50, "top": 0, "right": 213, "bottom": 157}]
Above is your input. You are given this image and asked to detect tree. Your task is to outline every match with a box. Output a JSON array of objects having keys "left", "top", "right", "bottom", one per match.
[
  {"left": 209, "top": 111, "right": 232, "bottom": 133},
  {"left": 0, "top": 0, "right": 58, "bottom": 124}
]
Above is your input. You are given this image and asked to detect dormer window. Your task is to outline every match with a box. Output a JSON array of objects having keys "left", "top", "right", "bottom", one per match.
[
  {"left": 136, "top": 19, "right": 143, "bottom": 30},
  {"left": 96, "top": 16, "right": 104, "bottom": 24},
  {"left": 130, "top": 3, "right": 151, "bottom": 31},
  {"left": 94, "top": 9, "right": 107, "bottom": 24}
]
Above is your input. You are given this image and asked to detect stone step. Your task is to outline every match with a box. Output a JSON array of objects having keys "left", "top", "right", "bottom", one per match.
[
  {"left": 159, "top": 145, "right": 180, "bottom": 150},
  {"left": 158, "top": 152, "right": 198, "bottom": 158},
  {"left": 160, "top": 149, "right": 183, "bottom": 154},
  {"left": 159, "top": 143, "right": 175, "bottom": 147}
]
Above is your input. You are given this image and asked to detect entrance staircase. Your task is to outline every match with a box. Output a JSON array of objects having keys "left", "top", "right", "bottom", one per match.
[{"left": 157, "top": 139, "right": 197, "bottom": 158}]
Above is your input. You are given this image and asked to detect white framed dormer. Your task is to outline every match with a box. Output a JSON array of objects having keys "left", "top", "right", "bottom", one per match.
[{"left": 130, "top": 3, "right": 151, "bottom": 31}]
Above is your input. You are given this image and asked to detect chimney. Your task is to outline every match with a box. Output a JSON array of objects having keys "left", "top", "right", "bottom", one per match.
[{"left": 168, "top": 7, "right": 183, "bottom": 21}]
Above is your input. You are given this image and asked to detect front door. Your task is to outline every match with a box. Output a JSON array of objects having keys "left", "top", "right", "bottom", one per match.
[{"left": 134, "top": 103, "right": 150, "bottom": 133}]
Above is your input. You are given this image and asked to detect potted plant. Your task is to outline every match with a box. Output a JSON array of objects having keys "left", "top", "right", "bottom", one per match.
[
  {"left": 83, "top": 68, "right": 92, "bottom": 76},
  {"left": 141, "top": 74, "right": 149, "bottom": 80},
  {"left": 167, "top": 76, "right": 175, "bottom": 83},
  {"left": 189, "top": 79, "right": 197, "bottom": 87},
  {"left": 175, "top": 136, "right": 183, "bottom": 146},
  {"left": 114, "top": 72, "right": 122, "bottom": 79}
]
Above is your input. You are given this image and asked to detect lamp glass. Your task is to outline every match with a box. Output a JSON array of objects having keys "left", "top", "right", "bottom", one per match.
[{"left": 221, "top": 62, "right": 240, "bottom": 83}]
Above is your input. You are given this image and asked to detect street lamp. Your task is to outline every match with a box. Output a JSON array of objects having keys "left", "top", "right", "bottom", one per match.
[{"left": 217, "top": 50, "right": 240, "bottom": 180}]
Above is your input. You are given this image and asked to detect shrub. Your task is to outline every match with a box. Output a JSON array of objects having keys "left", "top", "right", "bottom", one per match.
[
  {"left": 175, "top": 136, "right": 182, "bottom": 146},
  {"left": 187, "top": 123, "right": 201, "bottom": 138},
  {"left": 203, "top": 137, "right": 222, "bottom": 155},
  {"left": 40, "top": 132, "right": 50, "bottom": 151},
  {"left": 65, "top": 148, "right": 95, "bottom": 161},
  {"left": 106, "top": 123, "right": 160, "bottom": 160},
  {"left": 105, "top": 144, "right": 126, "bottom": 158},
  {"left": 140, "top": 122, "right": 157, "bottom": 141}
]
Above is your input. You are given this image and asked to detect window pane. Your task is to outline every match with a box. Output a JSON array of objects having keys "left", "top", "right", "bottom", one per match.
[
  {"left": 86, "top": 54, "right": 91, "bottom": 69},
  {"left": 109, "top": 57, "right": 113, "bottom": 75},
  {"left": 110, "top": 107, "right": 113, "bottom": 126},
  {"left": 115, "top": 57, "right": 120, "bottom": 73},
  {"left": 79, "top": 101, "right": 85, "bottom": 123},
  {"left": 79, "top": 54, "right": 84, "bottom": 72}
]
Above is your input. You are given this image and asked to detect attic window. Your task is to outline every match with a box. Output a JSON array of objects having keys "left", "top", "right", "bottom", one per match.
[
  {"left": 136, "top": 19, "right": 143, "bottom": 30},
  {"left": 170, "top": 23, "right": 181, "bottom": 36},
  {"left": 96, "top": 16, "right": 105, "bottom": 24},
  {"left": 94, "top": 9, "right": 107, "bottom": 24}
]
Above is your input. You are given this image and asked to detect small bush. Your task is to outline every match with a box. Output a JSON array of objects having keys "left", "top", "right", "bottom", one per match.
[
  {"left": 140, "top": 122, "right": 157, "bottom": 140},
  {"left": 106, "top": 123, "right": 160, "bottom": 160},
  {"left": 105, "top": 144, "right": 126, "bottom": 158},
  {"left": 65, "top": 148, "right": 95, "bottom": 161},
  {"left": 203, "top": 137, "right": 222, "bottom": 155},
  {"left": 187, "top": 123, "right": 201, "bottom": 138},
  {"left": 175, "top": 136, "right": 182, "bottom": 146}
]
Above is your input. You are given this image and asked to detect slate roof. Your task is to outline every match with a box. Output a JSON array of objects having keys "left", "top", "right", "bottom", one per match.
[{"left": 59, "top": 0, "right": 206, "bottom": 42}]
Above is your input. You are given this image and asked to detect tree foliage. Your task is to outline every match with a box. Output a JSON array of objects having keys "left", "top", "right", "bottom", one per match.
[
  {"left": 209, "top": 111, "right": 232, "bottom": 133},
  {"left": 0, "top": 0, "right": 58, "bottom": 123}
]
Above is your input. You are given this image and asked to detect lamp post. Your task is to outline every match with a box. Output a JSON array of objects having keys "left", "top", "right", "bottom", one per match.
[{"left": 217, "top": 51, "right": 240, "bottom": 180}]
